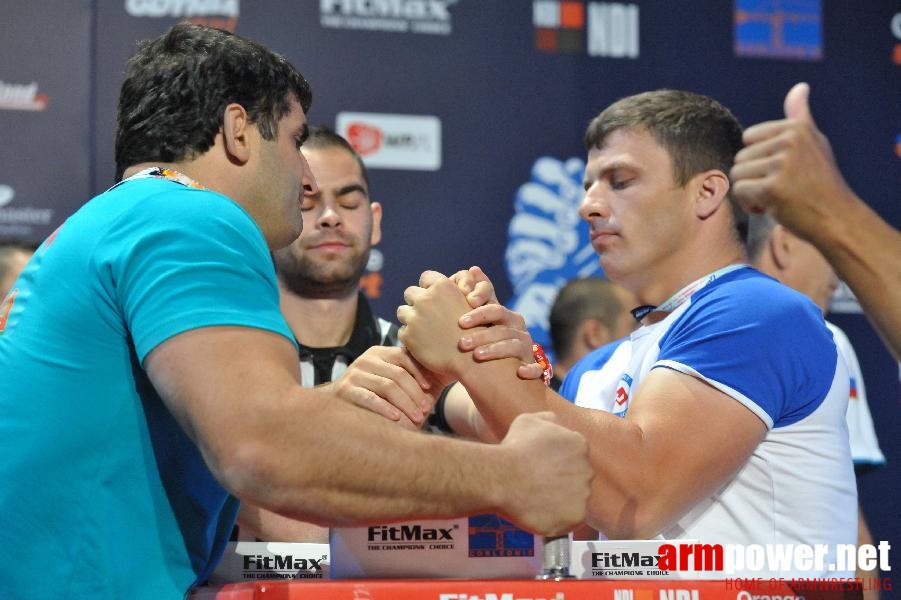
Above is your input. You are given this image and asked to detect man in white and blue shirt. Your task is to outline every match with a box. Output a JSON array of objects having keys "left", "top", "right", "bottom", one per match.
[{"left": 397, "top": 90, "right": 856, "bottom": 579}]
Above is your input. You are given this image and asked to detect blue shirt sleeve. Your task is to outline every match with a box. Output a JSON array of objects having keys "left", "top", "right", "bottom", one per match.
[
  {"left": 95, "top": 184, "right": 294, "bottom": 362},
  {"left": 656, "top": 274, "right": 838, "bottom": 428},
  {"left": 558, "top": 338, "right": 627, "bottom": 402}
]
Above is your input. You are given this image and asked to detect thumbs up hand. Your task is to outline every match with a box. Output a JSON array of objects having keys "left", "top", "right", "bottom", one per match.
[
  {"left": 782, "top": 81, "right": 813, "bottom": 122},
  {"left": 731, "top": 82, "right": 853, "bottom": 243}
]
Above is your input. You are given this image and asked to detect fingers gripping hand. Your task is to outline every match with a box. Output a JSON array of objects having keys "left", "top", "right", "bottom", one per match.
[
  {"left": 457, "top": 304, "right": 542, "bottom": 378},
  {"left": 398, "top": 275, "right": 476, "bottom": 381},
  {"left": 499, "top": 412, "right": 593, "bottom": 536},
  {"left": 453, "top": 272, "right": 543, "bottom": 380},
  {"left": 451, "top": 265, "right": 499, "bottom": 310},
  {"left": 330, "top": 346, "right": 436, "bottom": 428}
]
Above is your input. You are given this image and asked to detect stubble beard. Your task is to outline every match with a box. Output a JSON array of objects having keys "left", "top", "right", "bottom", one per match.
[{"left": 275, "top": 246, "right": 371, "bottom": 300}]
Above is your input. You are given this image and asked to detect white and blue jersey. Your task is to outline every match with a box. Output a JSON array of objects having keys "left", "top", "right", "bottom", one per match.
[
  {"left": 560, "top": 267, "right": 856, "bottom": 576},
  {"left": 826, "top": 322, "right": 885, "bottom": 472}
]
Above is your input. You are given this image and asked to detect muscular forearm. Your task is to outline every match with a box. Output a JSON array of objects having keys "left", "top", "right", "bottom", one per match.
[
  {"left": 222, "top": 388, "right": 513, "bottom": 526},
  {"left": 456, "top": 358, "right": 762, "bottom": 539},
  {"left": 454, "top": 358, "right": 646, "bottom": 533},
  {"left": 809, "top": 194, "right": 901, "bottom": 360}
]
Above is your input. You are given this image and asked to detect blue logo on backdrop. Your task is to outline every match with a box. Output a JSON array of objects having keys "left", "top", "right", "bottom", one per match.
[
  {"left": 734, "top": 0, "right": 822, "bottom": 60},
  {"left": 468, "top": 514, "right": 535, "bottom": 557},
  {"left": 504, "top": 156, "right": 603, "bottom": 360}
]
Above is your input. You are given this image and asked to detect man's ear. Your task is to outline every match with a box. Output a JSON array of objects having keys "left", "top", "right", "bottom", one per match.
[
  {"left": 222, "top": 103, "right": 251, "bottom": 164},
  {"left": 582, "top": 319, "right": 610, "bottom": 350},
  {"left": 769, "top": 224, "right": 792, "bottom": 270},
  {"left": 694, "top": 170, "right": 730, "bottom": 220},
  {"left": 369, "top": 201, "right": 383, "bottom": 246}
]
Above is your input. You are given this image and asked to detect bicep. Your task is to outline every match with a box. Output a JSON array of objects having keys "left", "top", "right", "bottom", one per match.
[
  {"left": 144, "top": 325, "right": 302, "bottom": 477},
  {"left": 620, "top": 367, "right": 766, "bottom": 528}
]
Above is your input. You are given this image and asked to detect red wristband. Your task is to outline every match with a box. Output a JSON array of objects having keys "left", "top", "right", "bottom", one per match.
[{"left": 531, "top": 342, "right": 553, "bottom": 387}]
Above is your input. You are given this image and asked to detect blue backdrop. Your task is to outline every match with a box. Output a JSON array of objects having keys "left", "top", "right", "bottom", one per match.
[{"left": 1, "top": 0, "right": 898, "bottom": 565}]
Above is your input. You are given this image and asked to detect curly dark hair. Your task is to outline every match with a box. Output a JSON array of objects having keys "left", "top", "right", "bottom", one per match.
[{"left": 114, "top": 23, "right": 313, "bottom": 181}]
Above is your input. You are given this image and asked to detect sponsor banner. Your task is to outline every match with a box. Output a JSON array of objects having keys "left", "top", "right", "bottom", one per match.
[
  {"left": 571, "top": 539, "right": 695, "bottom": 579},
  {"left": 329, "top": 517, "right": 541, "bottom": 579},
  {"left": 0, "top": 185, "right": 55, "bottom": 240},
  {"left": 207, "top": 542, "right": 329, "bottom": 584},
  {"left": 533, "top": 1, "right": 639, "bottom": 58},
  {"left": 0, "top": 81, "right": 49, "bottom": 112},
  {"left": 320, "top": 0, "right": 459, "bottom": 35},
  {"left": 336, "top": 112, "right": 442, "bottom": 171},
  {"left": 192, "top": 577, "right": 759, "bottom": 599},
  {"left": 734, "top": 0, "right": 822, "bottom": 60},
  {"left": 124, "top": 0, "right": 240, "bottom": 30}
]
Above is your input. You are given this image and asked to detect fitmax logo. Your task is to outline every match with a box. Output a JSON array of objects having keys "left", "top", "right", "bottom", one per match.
[
  {"left": 592, "top": 551, "right": 660, "bottom": 568},
  {"left": 368, "top": 524, "right": 454, "bottom": 542},
  {"left": 242, "top": 555, "right": 323, "bottom": 571}
]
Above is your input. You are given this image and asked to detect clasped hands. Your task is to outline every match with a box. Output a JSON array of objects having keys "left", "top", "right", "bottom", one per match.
[{"left": 328, "top": 266, "right": 541, "bottom": 429}]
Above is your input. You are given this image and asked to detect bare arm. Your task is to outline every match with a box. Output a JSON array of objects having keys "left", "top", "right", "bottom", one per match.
[
  {"left": 732, "top": 83, "right": 901, "bottom": 360},
  {"left": 236, "top": 345, "right": 436, "bottom": 542},
  {"left": 805, "top": 196, "right": 901, "bottom": 360},
  {"left": 399, "top": 275, "right": 766, "bottom": 538},
  {"left": 144, "top": 325, "right": 593, "bottom": 535},
  {"left": 236, "top": 507, "right": 329, "bottom": 543}
]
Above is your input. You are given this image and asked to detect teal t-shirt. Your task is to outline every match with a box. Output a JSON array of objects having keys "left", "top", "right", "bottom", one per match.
[{"left": 0, "top": 176, "right": 294, "bottom": 598}]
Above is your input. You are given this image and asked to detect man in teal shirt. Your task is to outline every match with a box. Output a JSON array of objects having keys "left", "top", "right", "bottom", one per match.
[{"left": 0, "top": 23, "right": 593, "bottom": 599}]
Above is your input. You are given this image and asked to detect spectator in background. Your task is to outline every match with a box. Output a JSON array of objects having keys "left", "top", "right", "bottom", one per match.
[
  {"left": 233, "top": 126, "right": 395, "bottom": 544},
  {"left": 547, "top": 276, "right": 636, "bottom": 390},
  {"left": 747, "top": 212, "right": 886, "bottom": 598},
  {"left": 0, "top": 242, "right": 34, "bottom": 298},
  {"left": 732, "top": 82, "right": 901, "bottom": 360}
]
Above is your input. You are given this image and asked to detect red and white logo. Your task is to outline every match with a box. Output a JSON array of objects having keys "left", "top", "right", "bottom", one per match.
[
  {"left": 346, "top": 123, "right": 384, "bottom": 157},
  {"left": 336, "top": 112, "right": 442, "bottom": 171},
  {"left": 0, "top": 81, "right": 49, "bottom": 112},
  {"left": 615, "top": 373, "right": 633, "bottom": 406}
]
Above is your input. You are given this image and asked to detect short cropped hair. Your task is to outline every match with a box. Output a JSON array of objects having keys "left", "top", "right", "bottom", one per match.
[
  {"left": 549, "top": 277, "right": 629, "bottom": 362},
  {"left": 585, "top": 89, "right": 747, "bottom": 243},
  {"left": 746, "top": 213, "right": 779, "bottom": 263}
]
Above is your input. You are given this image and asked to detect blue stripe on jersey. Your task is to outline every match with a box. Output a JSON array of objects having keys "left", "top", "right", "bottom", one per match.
[
  {"left": 656, "top": 268, "right": 837, "bottom": 428},
  {"left": 559, "top": 338, "right": 627, "bottom": 402}
]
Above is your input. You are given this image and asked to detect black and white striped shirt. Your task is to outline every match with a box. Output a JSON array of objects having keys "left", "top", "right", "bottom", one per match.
[{"left": 296, "top": 292, "right": 400, "bottom": 387}]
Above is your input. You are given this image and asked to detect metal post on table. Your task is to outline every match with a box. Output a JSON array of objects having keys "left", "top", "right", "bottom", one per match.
[{"left": 536, "top": 534, "right": 574, "bottom": 580}]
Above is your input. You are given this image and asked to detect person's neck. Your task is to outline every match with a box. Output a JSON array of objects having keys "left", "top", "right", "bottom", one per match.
[
  {"left": 122, "top": 161, "right": 193, "bottom": 181},
  {"left": 632, "top": 244, "right": 747, "bottom": 324},
  {"left": 280, "top": 286, "right": 360, "bottom": 348},
  {"left": 122, "top": 159, "right": 231, "bottom": 198}
]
